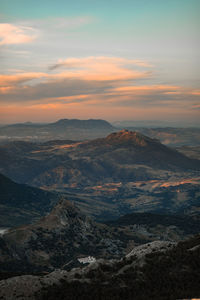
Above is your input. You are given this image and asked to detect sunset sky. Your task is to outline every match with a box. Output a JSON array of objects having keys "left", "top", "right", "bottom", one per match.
[{"left": 0, "top": 0, "right": 199, "bottom": 124}]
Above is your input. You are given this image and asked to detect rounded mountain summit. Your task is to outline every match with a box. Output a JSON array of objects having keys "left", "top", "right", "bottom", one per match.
[{"left": 77, "top": 130, "right": 200, "bottom": 171}]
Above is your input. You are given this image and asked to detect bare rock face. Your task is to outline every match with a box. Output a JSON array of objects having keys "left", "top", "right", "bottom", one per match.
[
  {"left": 0, "top": 271, "right": 69, "bottom": 300},
  {"left": 126, "top": 240, "right": 176, "bottom": 258}
]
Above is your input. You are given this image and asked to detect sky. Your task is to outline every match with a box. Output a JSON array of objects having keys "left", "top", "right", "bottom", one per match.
[{"left": 0, "top": 0, "right": 199, "bottom": 125}]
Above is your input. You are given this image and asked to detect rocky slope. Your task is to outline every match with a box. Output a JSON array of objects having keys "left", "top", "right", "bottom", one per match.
[
  {"left": 74, "top": 129, "right": 200, "bottom": 170},
  {"left": 0, "top": 199, "right": 125, "bottom": 273},
  {"left": 0, "top": 235, "right": 199, "bottom": 300}
]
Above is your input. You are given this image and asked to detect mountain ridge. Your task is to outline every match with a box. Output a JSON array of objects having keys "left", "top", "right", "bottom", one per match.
[{"left": 0, "top": 173, "right": 61, "bottom": 227}]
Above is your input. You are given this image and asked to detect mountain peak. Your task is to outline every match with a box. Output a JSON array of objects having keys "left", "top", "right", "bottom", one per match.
[
  {"left": 105, "top": 130, "right": 156, "bottom": 146},
  {"left": 37, "top": 199, "right": 84, "bottom": 229}
]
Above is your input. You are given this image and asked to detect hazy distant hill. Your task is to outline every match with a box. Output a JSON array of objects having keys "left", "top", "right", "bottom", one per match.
[
  {"left": 51, "top": 119, "right": 113, "bottom": 129},
  {"left": 0, "top": 119, "right": 115, "bottom": 142},
  {"left": 124, "top": 127, "right": 200, "bottom": 146},
  {"left": 1, "top": 119, "right": 200, "bottom": 146}
]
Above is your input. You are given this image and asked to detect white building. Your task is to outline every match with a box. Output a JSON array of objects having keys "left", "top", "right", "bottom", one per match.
[{"left": 77, "top": 256, "right": 96, "bottom": 264}]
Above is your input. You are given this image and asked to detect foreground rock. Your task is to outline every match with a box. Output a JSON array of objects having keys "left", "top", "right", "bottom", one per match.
[{"left": 0, "top": 235, "right": 200, "bottom": 300}]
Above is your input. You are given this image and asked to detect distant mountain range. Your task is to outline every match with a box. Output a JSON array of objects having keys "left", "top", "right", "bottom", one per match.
[
  {"left": 126, "top": 127, "right": 200, "bottom": 146},
  {"left": 0, "top": 118, "right": 114, "bottom": 142},
  {"left": 113, "top": 120, "right": 200, "bottom": 128},
  {"left": 1, "top": 118, "right": 200, "bottom": 146}
]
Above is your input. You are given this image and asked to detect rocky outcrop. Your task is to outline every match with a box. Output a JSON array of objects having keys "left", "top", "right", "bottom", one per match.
[{"left": 0, "top": 199, "right": 124, "bottom": 272}]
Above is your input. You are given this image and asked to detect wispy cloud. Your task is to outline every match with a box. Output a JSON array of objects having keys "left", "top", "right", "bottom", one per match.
[
  {"left": 49, "top": 56, "right": 152, "bottom": 81},
  {"left": 0, "top": 56, "right": 199, "bottom": 121},
  {"left": 110, "top": 85, "right": 181, "bottom": 95},
  {"left": 50, "top": 57, "right": 153, "bottom": 70},
  {"left": 0, "top": 56, "right": 153, "bottom": 103},
  {"left": 0, "top": 23, "right": 37, "bottom": 45},
  {"left": 0, "top": 73, "right": 47, "bottom": 87}
]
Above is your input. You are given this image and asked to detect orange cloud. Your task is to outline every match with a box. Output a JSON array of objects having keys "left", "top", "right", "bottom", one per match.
[
  {"left": 28, "top": 94, "right": 92, "bottom": 105},
  {"left": 0, "top": 56, "right": 151, "bottom": 92},
  {"left": 111, "top": 85, "right": 181, "bottom": 95},
  {"left": 0, "top": 87, "right": 15, "bottom": 93},
  {"left": 192, "top": 104, "right": 200, "bottom": 109},
  {"left": 49, "top": 56, "right": 152, "bottom": 81},
  {"left": 0, "top": 57, "right": 153, "bottom": 104},
  {"left": 1, "top": 101, "right": 199, "bottom": 125},
  {"left": 0, "top": 56, "right": 199, "bottom": 123},
  {"left": 190, "top": 90, "right": 200, "bottom": 96},
  {"left": 0, "top": 23, "right": 36, "bottom": 45},
  {"left": 0, "top": 73, "right": 47, "bottom": 87},
  {"left": 51, "top": 56, "right": 153, "bottom": 69}
]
